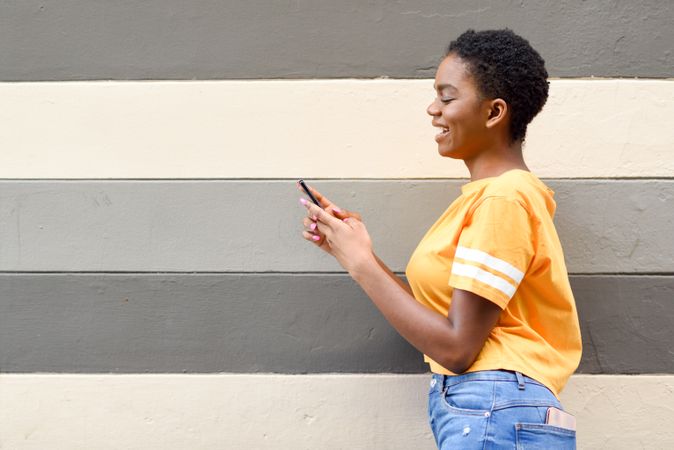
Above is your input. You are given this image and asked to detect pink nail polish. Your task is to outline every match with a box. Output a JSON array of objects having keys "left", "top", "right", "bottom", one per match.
[
  {"left": 333, "top": 206, "right": 341, "bottom": 213},
  {"left": 312, "top": 215, "right": 317, "bottom": 221},
  {"left": 312, "top": 235, "right": 320, "bottom": 241},
  {"left": 310, "top": 223, "right": 316, "bottom": 231},
  {"left": 299, "top": 198, "right": 307, "bottom": 205}
]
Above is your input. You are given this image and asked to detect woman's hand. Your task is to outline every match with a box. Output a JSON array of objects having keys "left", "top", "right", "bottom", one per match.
[
  {"left": 296, "top": 181, "right": 362, "bottom": 220},
  {"left": 300, "top": 198, "right": 375, "bottom": 276},
  {"left": 297, "top": 182, "right": 362, "bottom": 256}
]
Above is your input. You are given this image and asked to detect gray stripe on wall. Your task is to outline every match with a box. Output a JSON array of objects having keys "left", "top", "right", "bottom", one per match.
[
  {"left": 0, "top": 274, "right": 671, "bottom": 374},
  {"left": 1, "top": 1, "right": 672, "bottom": 81},
  {"left": 1, "top": 180, "right": 672, "bottom": 273},
  {"left": 0, "top": 273, "right": 425, "bottom": 373},
  {"left": 573, "top": 276, "right": 674, "bottom": 374}
]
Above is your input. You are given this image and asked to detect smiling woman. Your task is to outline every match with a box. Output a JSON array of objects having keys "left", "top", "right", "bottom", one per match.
[{"left": 299, "top": 28, "right": 580, "bottom": 450}]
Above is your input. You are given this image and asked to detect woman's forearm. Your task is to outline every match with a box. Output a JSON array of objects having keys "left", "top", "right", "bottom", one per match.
[
  {"left": 373, "top": 253, "right": 414, "bottom": 296},
  {"left": 350, "top": 256, "right": 465, "bottom": 372}
]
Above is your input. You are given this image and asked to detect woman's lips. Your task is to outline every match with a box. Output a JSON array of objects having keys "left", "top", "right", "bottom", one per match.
[{"left": 435, "top": 128, "right": 450, "bottom": 142}]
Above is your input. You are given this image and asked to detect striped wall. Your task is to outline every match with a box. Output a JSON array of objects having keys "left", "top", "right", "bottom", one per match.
[
  {"left": 1, "top": 2, "right": 673, "bottom": 449},
  {"left": 0, "top": 80, "right": 672, "bottom": 179}
]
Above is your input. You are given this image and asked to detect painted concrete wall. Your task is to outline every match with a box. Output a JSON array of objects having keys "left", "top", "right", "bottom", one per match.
[
  {"left": 1, "top": 1, "right": 673, "bottom": 449},
  {"left": 0, "top": 80, "right": 672, "bottom": 178},
  {"left": 1, "top": 180, "right": 672, "bottom": 273},
  {"left": 1, "top": 1, "right": 672, "bottom": 80},
  {"left": 1, "top": 274, "right": 672, "bottom": 374},
  {"left": 1, "top": 375, "right": 673, "bottom": 450}
]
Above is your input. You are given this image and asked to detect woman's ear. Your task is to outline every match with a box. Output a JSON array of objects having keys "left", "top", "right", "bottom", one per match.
[{"left": 485, "top": 98, "right": 508, "bottom": 129}]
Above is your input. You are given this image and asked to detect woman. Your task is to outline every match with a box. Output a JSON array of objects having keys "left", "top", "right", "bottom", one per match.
[{"left": 298, "top": 29, "right": 581, "bottom": 449}]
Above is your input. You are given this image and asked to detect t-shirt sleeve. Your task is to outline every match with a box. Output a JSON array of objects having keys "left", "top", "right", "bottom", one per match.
[{"left": 449, "top": 196, "right": 535, "bottom": 309}]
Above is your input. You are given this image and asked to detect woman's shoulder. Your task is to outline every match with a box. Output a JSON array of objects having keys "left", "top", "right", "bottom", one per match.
[
  {"left": 475, "top": 170, "right": 554, "bottom": 217},
  {"left": 482, "top": 170, "right": 550, "bottom": 199}
]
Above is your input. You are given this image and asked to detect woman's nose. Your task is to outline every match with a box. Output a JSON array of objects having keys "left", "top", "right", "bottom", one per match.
[{"left": 427, "top": 101, "right": 439, "bottom": 116}]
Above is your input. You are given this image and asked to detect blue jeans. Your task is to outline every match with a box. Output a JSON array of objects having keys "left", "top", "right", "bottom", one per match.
[{"left": 428, "top": 370, "right": 576, "bottom": 449}]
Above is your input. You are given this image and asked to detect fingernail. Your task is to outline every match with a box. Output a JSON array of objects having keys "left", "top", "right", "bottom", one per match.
[
  {"left": 333, "top": 207, "right": 341, "bottom": 213},
  {"left": 342, "top": 218, "right": 349, "bottom": 222},
  {"left": 310, "top": 223, "right": 317, "bottom": 231},
  {"left": 312, "top": 215, "right": 317, "bottom": 221},
  {"left": 299, "top": 198, "right": 307, "bottom": 205},
  {"left": 312, "top": 235, "right": 320, "bottom": 241}
]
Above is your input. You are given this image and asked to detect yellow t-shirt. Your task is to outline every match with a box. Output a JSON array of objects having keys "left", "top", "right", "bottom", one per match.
[{"left": 405, "top": 169, "right": 582, "bottom": 397}]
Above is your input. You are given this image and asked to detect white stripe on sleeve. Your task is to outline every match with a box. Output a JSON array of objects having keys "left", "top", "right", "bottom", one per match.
[
  {"left": 454, "top": 246, "right": 524, "bottom": 284},
  {"left": 451, "top": 262, "right": 517, "bottom": 299}
]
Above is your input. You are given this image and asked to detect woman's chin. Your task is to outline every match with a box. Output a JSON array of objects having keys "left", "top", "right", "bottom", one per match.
[{"left": 437, "top": 145, "right": 463, "bottom": 160}]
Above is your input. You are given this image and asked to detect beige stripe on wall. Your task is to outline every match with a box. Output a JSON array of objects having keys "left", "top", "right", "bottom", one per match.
[
  {"left": 0, "top": 374, "right": 672, "bottom": 449},
  {"left": 0, "top": 80, "right": 672, "bottom": 179}
]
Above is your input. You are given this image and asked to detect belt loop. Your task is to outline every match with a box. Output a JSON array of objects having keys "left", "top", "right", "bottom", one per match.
[{"left": 515, "top": 371, "right": 525, "bottom": 390}]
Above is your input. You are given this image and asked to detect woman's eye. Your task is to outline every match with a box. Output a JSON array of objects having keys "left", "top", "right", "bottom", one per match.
[{"left": 440, "top": 98, "right": 454, "bottom": 104}]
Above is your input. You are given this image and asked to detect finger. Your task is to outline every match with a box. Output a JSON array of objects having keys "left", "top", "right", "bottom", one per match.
[
  {"left": 312, "top": 192, "right": 352, "bottom": 220},
  {"left": 326, "top": 204, "right": 360, "bottom": 221},
  {"left": 302, "top": 217, "right": 318, "bottom": 232},
  {"left": 299, "top": 198, "right": 318, "bottom": 220},
  {"left": 327, "top": 205, "right": 346, "bottom": 218},
  {"left": 295, "top": 182, "right": 350, "bottom": 219},
  {"left": 340, "top": 217, "right": 356, "bottom": 229},
  {"left": 302, "top": 200, "right": 342, "bottom": 228},
  {"left": 302, "top": 230, "right": 322, "bottom": 243},
  {"left": 314, "top": 220, "right": 330, "bottom": 241},
  {"left": 305, "top": 184, "right": 334, "bottom": 210}
]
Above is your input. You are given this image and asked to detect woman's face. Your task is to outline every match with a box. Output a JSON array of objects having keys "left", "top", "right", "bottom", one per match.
[{"left": 427, "top": 53, "right": 491, "bottom": 160}]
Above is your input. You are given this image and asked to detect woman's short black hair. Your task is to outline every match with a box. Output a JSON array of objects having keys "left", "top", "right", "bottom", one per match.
[{"left": 446, "top": 29, "right": 549, "bottom": 143}]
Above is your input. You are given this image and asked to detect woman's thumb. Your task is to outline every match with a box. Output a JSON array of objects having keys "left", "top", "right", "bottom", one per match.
[{"left": 330, "top": 206, "right": 346, "bottom": 217}]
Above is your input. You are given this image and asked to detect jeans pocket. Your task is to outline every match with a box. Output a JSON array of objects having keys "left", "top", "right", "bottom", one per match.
[
  {"left": 440, "top": 382, "right": 492, "bottom": 416},
  {"left": 515, "top": 423, "right": 576, "bottom": 449}
]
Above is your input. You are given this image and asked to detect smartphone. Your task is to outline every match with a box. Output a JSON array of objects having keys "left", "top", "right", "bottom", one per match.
[
  {"left": 298, "top": 179, "right": 322, "bottom": 208},
  {"left": 545, "top": 407, "right": 576, "bottom": 431}
]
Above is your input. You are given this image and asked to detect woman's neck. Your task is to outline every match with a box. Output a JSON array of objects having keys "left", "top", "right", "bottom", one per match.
[{"left": 464, "top": 140, "right": 528, "bottom": 181}]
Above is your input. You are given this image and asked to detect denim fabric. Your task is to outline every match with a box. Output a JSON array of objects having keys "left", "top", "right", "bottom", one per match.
[{"left": 428, "top": 370, "right": 576, "bottom": 449}]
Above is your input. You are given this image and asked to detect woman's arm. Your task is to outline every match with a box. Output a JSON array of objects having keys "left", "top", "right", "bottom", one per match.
[
  {"left": 351, "top": 256, "right": 502, "bottom": 373},
  {"left": 373, "top": 253, "right": 414, "bottom": 297},
  {"left": 297, "top": 182, "right": 413, "bottom": 297},
  {"left": 301, "top": 199, "right": 502, "bottom": 373}
]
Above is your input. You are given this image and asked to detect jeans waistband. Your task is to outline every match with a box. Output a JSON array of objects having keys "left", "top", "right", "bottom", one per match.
[{"left": 431, "top": 370, "right": 545, "bottom": 391}]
